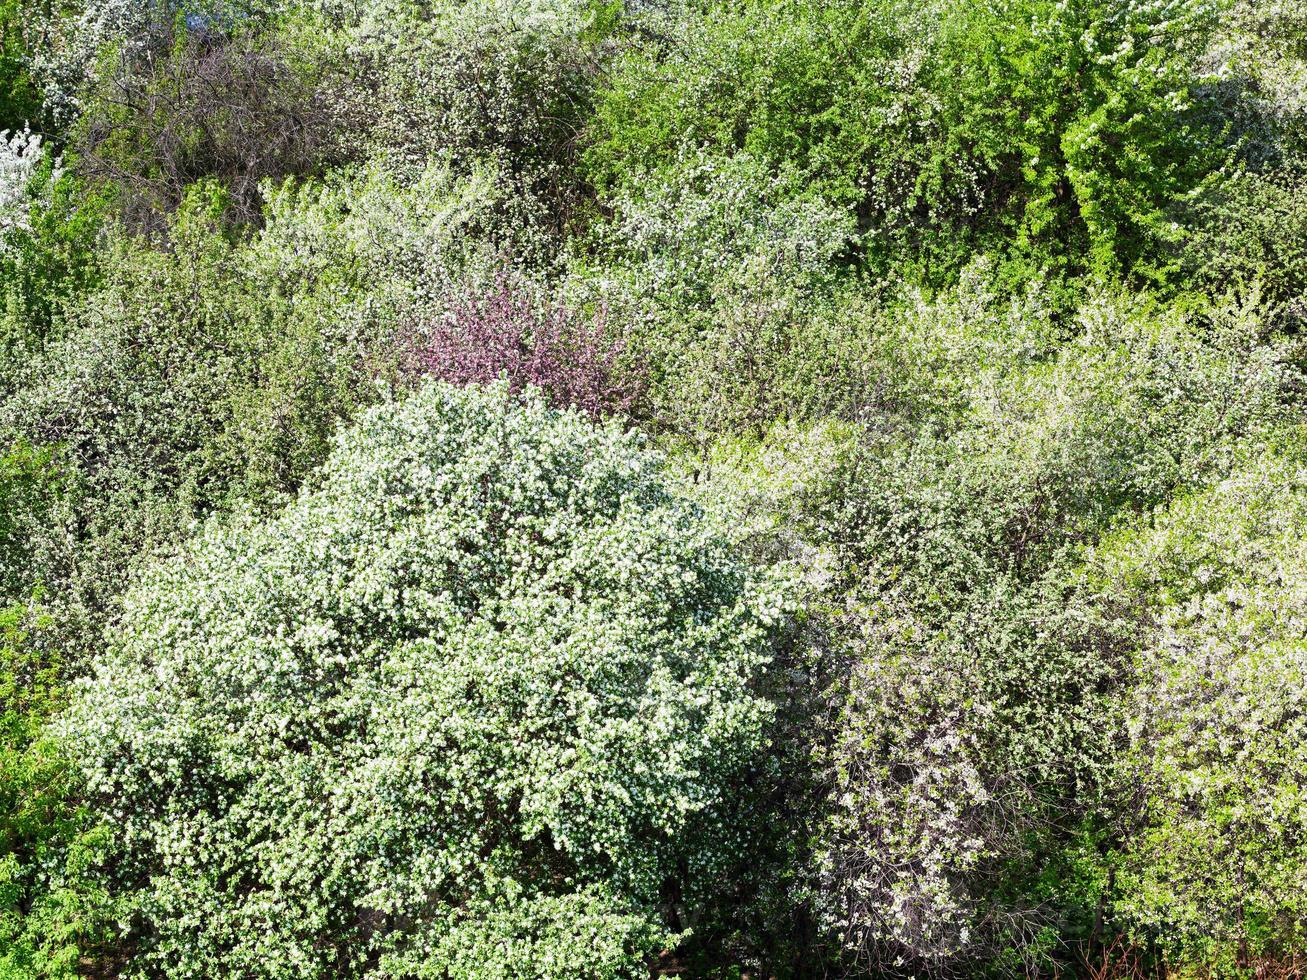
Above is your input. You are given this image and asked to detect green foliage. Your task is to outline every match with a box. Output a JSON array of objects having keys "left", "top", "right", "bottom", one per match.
[
  {"left": 333, "top": 0, "right": 615, "bottom": 257},
  {"left": 66, "top": 381, "right": 788, "bottom": 978},
  {"left": 0, "top": 442, "right": 67, "bottom": 603},
  {"left": 691, "top": 273, "right": 1296, "bottom": 972},
  {"left": 0, "top": 0, "right": 1305, "bottom": 974},
  {"left": 587, "top": 0, "right": 1226, "bottom": 282},
  {"left": 1080, "top": 432, "right": 1307, "bottom": 968},
  {"left": 568, "top": 149, "right": 861, "bottom": 442},
  {"left": 0, "top": 165, "right": 499, "bottom": 648},
  {"left": 0, "top": 0, "right": 44, "bottom": 132},
  {"left": 74, "top": 14, "right": 342, "bottom": 228},
  {"left": 1180, "top": 163, "right": 1307, "bottom": 310},
  {"left": 0, "top": 602, "right": 116, "bottom": 980},
  {"left": 0, "top": 165, "right": 108, "bottom": 393}
]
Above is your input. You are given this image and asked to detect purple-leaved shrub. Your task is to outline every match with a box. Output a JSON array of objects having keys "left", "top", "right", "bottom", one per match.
[{"left": 406, "top": 280, "right": 642, "bottom": 419}]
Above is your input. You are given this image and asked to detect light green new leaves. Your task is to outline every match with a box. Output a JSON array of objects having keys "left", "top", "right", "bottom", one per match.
[{"left": 1087, "top": 431, "right": 1307, "bottom": 966}]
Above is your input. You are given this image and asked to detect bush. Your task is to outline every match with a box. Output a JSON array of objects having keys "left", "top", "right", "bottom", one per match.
[
  {"left": 0, "top": 193, "right": 260, "bottom": 634},
  {"left": 585, "top": 150, "right": 856, "bottom": 311},
  {"left": 799, "top": 282, "right": 1293, "bottom": 973},
  {"left": 64, "top": 381, "right": 788, "bottom": 978},
  {"left": 0, "top": 441, "right": 68, "bottom": 604},
  {"left": 0, "top": 0, "right": 43, "bottom": 132},
  {"left": 1179, "top": 164, "right": 1307, "bottom": 312},
  {"left": 29, "top": 0, "right": 301, "bottom": 125},
  {"left": 405, "top": 278, "right": 641, "bottom": 418},
  {"left": 247, "top": 156, "right": 507, "bottom": 318},
  {"left": 75, "top": 18, "right": 340, "bottom": 228},
  {"left": 0, "top": 162, "right": 502, "bottom": 645},
  {"left": 567, "top": 150, "right": 862, "bottom": 442},
  {"left": 0, "top": 601, "right": 117, "bottom": 980},
  {"left": 338, "top": 0, "right": 614, "bottom": 253},
  {"left": 586, "top": 0, "right": 1225, "bottom": 281},
  {"left": 1207, "top": 0, "right": 1307, "bottom": 149},
  {"left": 1081, "top": 432, "right": 1307, "bottom": 969},
  {"left": 0, "top": 147, "right": 106, "bottom": 394},
  {"left": 0, "top": 129, "right": 47, "bottom": 231}
]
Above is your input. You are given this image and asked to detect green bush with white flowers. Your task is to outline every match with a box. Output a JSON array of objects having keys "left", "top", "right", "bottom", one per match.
[{"left": 63, "top": 381, "right": 787, "bottom": 978}]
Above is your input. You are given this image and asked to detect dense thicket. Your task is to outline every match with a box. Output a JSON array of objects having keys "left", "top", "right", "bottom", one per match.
[{"left": 1, "top": 0, "right": 1306, "bottom": 977}]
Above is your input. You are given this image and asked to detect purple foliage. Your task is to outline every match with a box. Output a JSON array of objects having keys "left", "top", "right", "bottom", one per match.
[{"left": 407, "top": 281, "right": 642, "bottom": 418}]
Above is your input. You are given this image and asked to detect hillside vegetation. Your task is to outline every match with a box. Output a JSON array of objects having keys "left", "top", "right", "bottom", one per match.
[{"left": 1, "top": 0, "right": 1306, "bottom": 977}]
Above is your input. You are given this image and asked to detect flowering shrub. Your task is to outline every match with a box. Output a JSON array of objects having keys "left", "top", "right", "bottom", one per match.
[
  {"left": 64, "top": 381, "right": 787, "bottom": 978},
  {"left": 1083, "top": 434, "right": 1307, "bottom": 967},
  {"left": 1180, "top": 166, "right": 1307, "bottom": 311},
  {"left": 328, "top": 0, "right": 614, "bottom": 258},
  {"left": 249, "top": 158, "right": 506, "bottom": 322},
  {"left": 807, "top": 283, "right": 1294, "bottom": 972},
  {"left": 1204, "top": 0, "right": 1307, "bottom": 140},
  {"left": 568, "top": 150, "right": 859, "bottom": 441},
  {"left": 0, "top": 0, "right": 41, "bottom": 133},
  {"left": 0, "top": 442, "right": 67, "bottom": 604},
  {"left": 586, "top": 0, "right": 1227, "bottom": 280},
  {"left": 406, "top": 280, "right": 640, "bottom": 418},
  {"left": 4, "top": 0, "right": 1307, "bottom": 975},
  {"left": 29, "top": 0, "right": 297, "bottom": 123},
  {"left": 0, "top": 161, "right": 506, "bottom": 658},
  {"left": 0, "top": 129, "right": 54, "bottom": 241},
  {"left": 0, "top": 601, "right": 118, "bottom": 980},
  {"left": 591, "top": 151, "right": 855, "bottom": 311}
]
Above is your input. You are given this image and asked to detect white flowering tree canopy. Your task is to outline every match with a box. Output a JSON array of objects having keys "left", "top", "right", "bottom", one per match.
[{"left": 64, "top": 381, "right": 785, "bottom": 979}]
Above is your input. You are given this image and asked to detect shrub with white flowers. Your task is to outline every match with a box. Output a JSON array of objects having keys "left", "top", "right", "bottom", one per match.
[
  {"left": 0, "top": 127, "right": 55, "bottom": 240},
  {"left": 331, "top": 0, "right": 609, "bottom": 258},
  {"left": 1085, "top": 433, "right": 1307, "bottom": 966},
  {"left": 30, "top": 0, "right": 294, "bottom": 123},
  {"left": 810, "top": 283, "right": 1294, "bottom": 972},
  {"left": 568, "top": 150, "right": 857, "bottom": 442},
  {"left": 590, "top": 150, "right": 855, "bottom": 312},
  {"left": 63, "top": 381, "right": 787, "bottom": 979}
]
